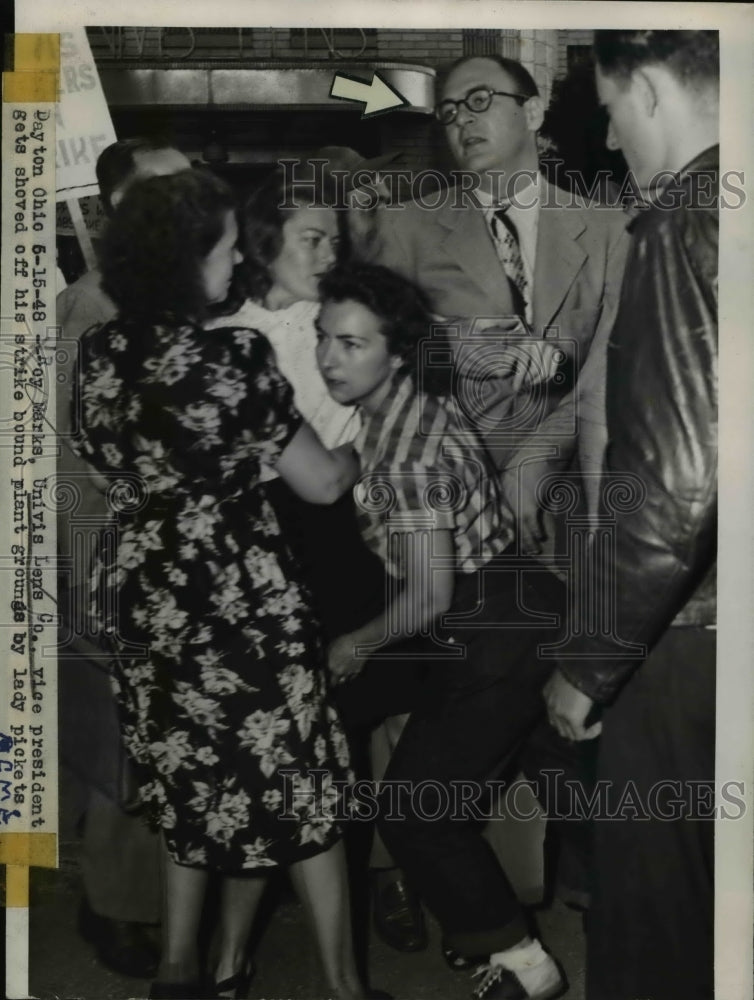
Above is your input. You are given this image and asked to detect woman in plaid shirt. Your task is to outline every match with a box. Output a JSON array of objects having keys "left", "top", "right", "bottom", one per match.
[{"left": 316, "top": 263, "right": 571, "bottom": 1000}]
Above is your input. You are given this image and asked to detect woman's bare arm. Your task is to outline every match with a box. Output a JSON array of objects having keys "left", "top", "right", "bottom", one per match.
[{"left": 275, "top": 422, "right": 359, "bottom": 504}]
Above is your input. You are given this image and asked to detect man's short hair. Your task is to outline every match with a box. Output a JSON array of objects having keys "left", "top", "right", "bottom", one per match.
[
  {"left": 95, "top": 136, "right": 178, "bottom": 215},
  {"left": 440, "top": 54, "right": 540, "bottom": 100},
  {"left": 594, "top": 30, "right": 719, "bottom": 90}
]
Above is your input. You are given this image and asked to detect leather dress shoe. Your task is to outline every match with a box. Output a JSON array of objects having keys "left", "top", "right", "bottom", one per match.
[
  {"left": 78, "top": 899, "right": 159, "bottom": 978},
  {"left": 372, "top": 870, "right": 428, "bottom": 952}
]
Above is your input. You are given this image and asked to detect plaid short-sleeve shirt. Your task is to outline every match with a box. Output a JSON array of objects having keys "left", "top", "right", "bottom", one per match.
[{"left": 353, "top": 375, "right": 513, "bottom": 578}]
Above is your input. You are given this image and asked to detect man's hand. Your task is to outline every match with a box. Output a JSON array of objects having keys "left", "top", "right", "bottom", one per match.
[
  {"left": 327, "top": 633, "right": 365, "bottom": 686},
  {"left": 509, "top": 340, "right": 563, "bottom": 392},
  {"left": 456, "top": 317, "right": 562, "bottom": 391},
  {"left": 543, "top": 669, "right": 602, "bottom": 741},
  {"left": 472, "top": 318, "right": 562, "bottom": 390}
]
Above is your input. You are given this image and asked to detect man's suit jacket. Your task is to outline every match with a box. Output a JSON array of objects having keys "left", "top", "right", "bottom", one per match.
[{"left": 374, "top": 180, "right": 629, "bottom": 477}]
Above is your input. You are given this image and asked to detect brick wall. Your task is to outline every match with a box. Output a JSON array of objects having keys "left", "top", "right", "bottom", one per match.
[
  {"left": 377, "top": 29, "right": 464, "bottom": 65},
  {"left": 556, "top": 29, "right": 595, "bottom": 79},
  {"left": 519, "top": 29, "right": 559, "bottom": 106},
  {"left": 88, "top": 26, "right": 588, "bottom": 86}
]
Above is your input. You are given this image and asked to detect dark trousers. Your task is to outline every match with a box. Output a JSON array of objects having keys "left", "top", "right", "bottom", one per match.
[
  {"left": 59, "top": 578, "right": 161, "bottom": 924},
  {"left": 79, "top": 781, "right": 161, "bottom": 923},
  {"left": 377, "top": 564, "right": 589, "bottom": 956},
  {"left": 586, "top": 626, "right": 715, "bottom": 1000},
  {"left": 263, "top": 478, "right": 386, "bottom": 641},
  {"left": 264, "top": 478, "right": 431, "bottom": 727}
]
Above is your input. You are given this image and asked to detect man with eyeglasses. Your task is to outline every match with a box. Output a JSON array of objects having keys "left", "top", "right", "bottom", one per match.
[
  {"left": 368, "top": 54, "right": 629, "bottom": 1000},
  {"left": 376, "top": 54, "right": 628, "bottom": 556}
]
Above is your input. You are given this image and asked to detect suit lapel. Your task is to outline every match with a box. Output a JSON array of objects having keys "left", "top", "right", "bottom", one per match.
[
  {"left": 532, "top": 183, "right": 588, "bottom": 332},
  {"left": 437, "top": 202, "right": 514, "bottom": 315}
]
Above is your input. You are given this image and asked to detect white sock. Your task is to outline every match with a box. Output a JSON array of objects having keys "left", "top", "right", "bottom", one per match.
[{"left": 489, "top": 938, "right": 560, "bottom": 992}]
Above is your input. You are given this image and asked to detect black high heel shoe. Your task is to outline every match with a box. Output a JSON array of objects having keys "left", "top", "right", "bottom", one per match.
[{"left": 211, "top": 960, "right": 256, "bottom": 999}]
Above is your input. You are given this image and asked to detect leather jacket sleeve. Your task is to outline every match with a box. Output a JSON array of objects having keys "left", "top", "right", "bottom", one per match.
[{"left": 558, "top": 154, "right": 718, "bottom": 704}]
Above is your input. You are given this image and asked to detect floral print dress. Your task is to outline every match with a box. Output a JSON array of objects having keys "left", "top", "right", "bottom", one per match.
[{"left": 74, "top": 317, "right": 353, "bottom": 871}]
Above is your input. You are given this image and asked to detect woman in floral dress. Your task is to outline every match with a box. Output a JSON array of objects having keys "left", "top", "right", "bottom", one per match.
[{"left": 73, "top": 169, "right": 378, "bottom": 1000}]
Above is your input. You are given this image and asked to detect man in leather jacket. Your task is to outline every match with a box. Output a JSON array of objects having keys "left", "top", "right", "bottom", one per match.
[{"left": 543, "top": 30, "right": 719, "bottom": 1000}]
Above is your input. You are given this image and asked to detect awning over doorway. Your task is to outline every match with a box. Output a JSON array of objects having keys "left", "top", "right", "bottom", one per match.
[{"left": 98, "top": 62, "right": 436, "bottom": 113}]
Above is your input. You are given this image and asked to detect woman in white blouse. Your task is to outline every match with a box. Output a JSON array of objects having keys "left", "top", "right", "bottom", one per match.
[{"left": 211, "top": 167, "right": 358, "bottom": 451}]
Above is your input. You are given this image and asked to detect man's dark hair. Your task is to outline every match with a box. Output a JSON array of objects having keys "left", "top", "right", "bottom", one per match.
[
  {"left": 319, "top": 263, "right": 450, "bottom": 394},
  {"left": 95, "top": 136, "right": 180, "bottom": 216},
  {"left": 241, "top": 167, "right": 348, "bottom": 304},
  {"left": 100, "top": 169, "right": 236, "bottom": 323},
  {"left": 440, "top": 54, "right": 540, "bottom": 100},
  {"left": 594, "top": 30, "right": 719, "bottom": 89}
]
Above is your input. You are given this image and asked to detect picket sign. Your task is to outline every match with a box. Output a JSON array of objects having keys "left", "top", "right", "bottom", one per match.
[
  {"left": 66, "top": 197, "right": 97, "bottom": 270},
  {"left": 55, "top": 27, "right": 117, "bottom": 264}
]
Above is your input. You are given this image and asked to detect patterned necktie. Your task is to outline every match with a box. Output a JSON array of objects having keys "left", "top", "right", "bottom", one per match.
[{"left": 491, "top": 206, "right": 529, "bottom": 320}]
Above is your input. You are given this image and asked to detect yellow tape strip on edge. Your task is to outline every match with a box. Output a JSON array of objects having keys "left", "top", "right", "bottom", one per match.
[
  {"left": 1, "top": 833, "right": 58, "bottom": 908},
  {"left": 3, "top": 33, "right": 60, "bottom": 103},
  {"left": 0, "top": 833, "right": 58, "bottom": 868},
  {"left": 5, "top": 864, "right": 30, "bottom": 908}
]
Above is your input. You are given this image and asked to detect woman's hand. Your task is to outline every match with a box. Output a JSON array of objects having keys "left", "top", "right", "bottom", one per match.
[{"left": 327, "top": 633, "right": 365, "bottom": 685}]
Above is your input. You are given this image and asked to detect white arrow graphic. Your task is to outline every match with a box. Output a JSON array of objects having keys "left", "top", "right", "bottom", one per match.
[{"left": 330, "top": 71, "right": 408, "bottom": 117}]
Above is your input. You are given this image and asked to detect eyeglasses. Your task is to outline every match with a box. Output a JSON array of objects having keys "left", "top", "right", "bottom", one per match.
[{"left": 435, "top": 86, "right": 528, "bottom": 126}]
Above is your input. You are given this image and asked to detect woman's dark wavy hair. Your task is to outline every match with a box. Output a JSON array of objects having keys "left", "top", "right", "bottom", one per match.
[
  {"left": 318, "top": 263, "right": 451, "bottom": 396},
  {"left": 99, "top": 169, "right": 237, "bottom": 323},
  {"left": 240, "top": 166, "right": 349, "bottom": 304}
]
